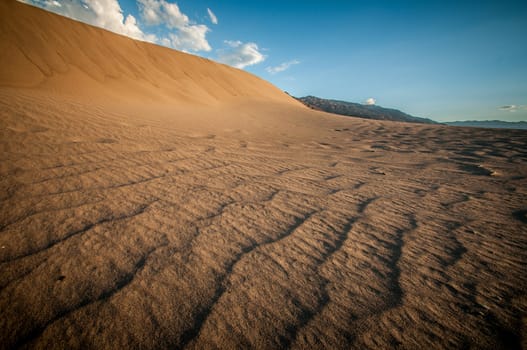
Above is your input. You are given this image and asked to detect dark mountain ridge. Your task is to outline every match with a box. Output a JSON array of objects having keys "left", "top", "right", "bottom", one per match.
[
  {"left": 445, "top": 120, "right": 527, "bottom": 130},
  {"left": 296, "top": 95, "right": 437, "bottom": 124}
]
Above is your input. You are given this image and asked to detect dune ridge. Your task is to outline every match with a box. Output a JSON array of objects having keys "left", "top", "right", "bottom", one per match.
[
  {"left": 0, "top": 1, "right": 296, "bottom": 107},
  {"left": 1, "top": 1, "right": 527, "bottom": 349}
]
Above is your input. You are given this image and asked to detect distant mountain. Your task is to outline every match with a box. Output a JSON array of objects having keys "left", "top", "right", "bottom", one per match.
[
  {"left": 445, "top": 120, "right": 527, "bottom": 130},
  {"left": 296, "top": 95, "right": 437, "bottom": 124}
]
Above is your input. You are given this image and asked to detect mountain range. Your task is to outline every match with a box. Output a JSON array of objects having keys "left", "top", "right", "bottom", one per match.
[
  {"left": 445, "top": 120, "right": 527, "bottom": 129},
  {"left": 296, "top": 95, "right": 437, "bottom": 124}
]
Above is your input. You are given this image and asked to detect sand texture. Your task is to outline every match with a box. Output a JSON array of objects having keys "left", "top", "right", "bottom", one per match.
[{"left": 1, "top": 1, "right": 527, "bottom": 349}]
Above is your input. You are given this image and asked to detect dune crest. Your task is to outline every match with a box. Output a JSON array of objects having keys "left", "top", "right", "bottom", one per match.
[{"left": 0, "top": 1, "right": 296, "bottom": 107}]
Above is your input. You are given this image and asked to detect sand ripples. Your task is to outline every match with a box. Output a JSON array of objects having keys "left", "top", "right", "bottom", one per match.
[{"left": 1, "top": 91, "right": 527, "bottom": 349}]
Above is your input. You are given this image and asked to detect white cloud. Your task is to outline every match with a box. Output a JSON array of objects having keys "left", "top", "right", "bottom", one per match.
[
  {"left": 22, "top": 0, "right": 212, "bottom": 53},
  {"left": 167, "top": 25, "right": 211, "bottom": 52},
  {"left": 137, "top": 0, "right": 188, "bottom": 28},
  {"left": 159, "top": 37, "right": 172, "bottom": 47},
  {"left": 207, "top": 8, "right": 218, "bottom": 25},
  {"left": 21, "top": 0, "right": 154, "bottom": 42},
  {"left": 216, "top": 40, "right": 266, "bottom": 69},
  {"left": 137, "top": 0, "right": 211, "bottom": 52},
  {"left": 365, "top": 97, "right": 376, "bottom": 105},
  {"left": 138, "top": 0, "right": 163, "bottom": 24},
  {"left": 266, "top": 60, "right": 300, "bottom": 74},
  {"left": 21, "top": 0, "right": 269, "bottom": 59},
  {"left": 498, "top": 105, "right": 527, "bottom": 112}
]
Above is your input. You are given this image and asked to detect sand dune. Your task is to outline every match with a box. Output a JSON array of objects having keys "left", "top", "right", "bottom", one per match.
[
  {"left": 0, "top": 1, "right": 295, "bottom": 107},
  {"left": 1, "top": 1, "right": 527, "bottom": 349}
]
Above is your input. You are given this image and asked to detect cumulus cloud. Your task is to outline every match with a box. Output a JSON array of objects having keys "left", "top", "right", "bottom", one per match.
[
  {"left": 166, "top": 25, "right": 210, "bottom": 52},
  {"left": 137, "top": 0, "right": 188, "bottom": 28},
  {"left": 21, "top": 0, "right": 154, "bottom": 42},
  {"left": 207, "top": 8, "right": 218, "bottom": 25},
  {"left": 22, "top": 0, "right": 212, "bottom": 52},
  {"left": 365, "top": 97, "right": 376, "bottom": 105},
  {"left": 21, "top": 0, "right": 269, "bottom": 63},
  {"left": 216, "top": 41, "right": 266, "bottom": 69},
  {"left": 137, "top": 0, "right": 211, "bottom": 52},
  {"left": 19, "top": 0, "right": 60, "bottom": 7},
  {"left": 266, "top": 60, "right": 300, "bottom": 74}
]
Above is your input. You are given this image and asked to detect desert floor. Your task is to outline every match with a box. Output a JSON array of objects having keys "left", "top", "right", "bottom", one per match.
[{"left": 1, "top": 88, "right": 526, "bottom": 349}]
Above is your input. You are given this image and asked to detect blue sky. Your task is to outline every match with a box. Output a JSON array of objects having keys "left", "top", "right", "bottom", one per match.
[{"left": 23, "top": 0, "right": 527, "bottom": 122}]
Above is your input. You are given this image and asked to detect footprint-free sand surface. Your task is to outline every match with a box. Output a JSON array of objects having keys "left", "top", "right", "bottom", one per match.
[{"left": 1, "top": 1, "right": 526, "bottom": 349}]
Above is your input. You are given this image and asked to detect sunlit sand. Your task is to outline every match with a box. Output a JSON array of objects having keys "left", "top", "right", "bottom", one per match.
[{"left": 1, "top": 1, "right": 526, "bottom": 348}]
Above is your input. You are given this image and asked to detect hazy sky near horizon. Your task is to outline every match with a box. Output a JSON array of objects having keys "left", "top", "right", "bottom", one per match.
[{"left": 23, "top": 0, "right": 527, "bottom": 122}]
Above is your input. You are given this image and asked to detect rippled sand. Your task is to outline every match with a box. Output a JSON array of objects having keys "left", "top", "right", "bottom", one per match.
[{"left": 1, "top": 1, "right": 526, "bottom": 349}]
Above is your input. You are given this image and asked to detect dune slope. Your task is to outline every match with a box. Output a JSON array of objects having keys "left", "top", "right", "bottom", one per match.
[
  {"left": 1, "top": 1, "right": 527, "bottom": 349},
  {"left": 0, "top": 0, "right": 295, "bottom": 107}
]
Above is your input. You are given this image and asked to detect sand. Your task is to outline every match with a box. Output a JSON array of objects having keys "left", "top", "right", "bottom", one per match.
[{"left": 1, "top": 1, "right": 527, "bottom": 349}]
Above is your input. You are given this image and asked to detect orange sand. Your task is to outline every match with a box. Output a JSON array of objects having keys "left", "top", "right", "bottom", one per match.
[{"left": 1, "top": 1, "right": 526, "bottom": 349}]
